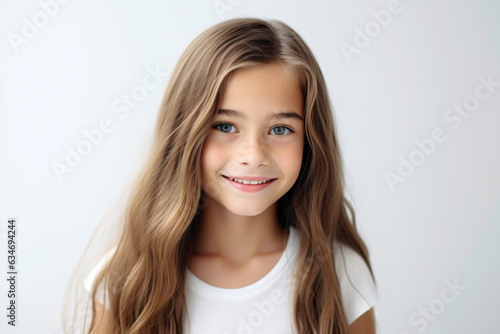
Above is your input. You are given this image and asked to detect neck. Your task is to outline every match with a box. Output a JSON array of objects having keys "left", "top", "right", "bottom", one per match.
[{"left": 190, "top": 201, "right": 288, "bottom": 265}]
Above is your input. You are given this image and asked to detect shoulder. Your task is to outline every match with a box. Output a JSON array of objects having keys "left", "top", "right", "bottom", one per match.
[
  {"left": 333, "top": 242, "right": 380, "bottom": 325},
  {"left": 83, "top": 246, "right": 117, "bottom": 310}
]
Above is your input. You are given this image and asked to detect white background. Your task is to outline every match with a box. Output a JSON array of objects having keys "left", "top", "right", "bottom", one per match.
[{"left": 1, "top": 0, "right": 499, "bottom": 333}]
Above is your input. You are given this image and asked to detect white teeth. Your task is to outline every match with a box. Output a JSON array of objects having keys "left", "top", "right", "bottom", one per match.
[{"left": 227, "top": 177, "right": 272, "bottom": 185}]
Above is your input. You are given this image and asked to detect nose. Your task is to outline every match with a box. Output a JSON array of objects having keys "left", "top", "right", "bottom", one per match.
[{"left": 235, "top": 135, "right": 270, "bottom": 167}]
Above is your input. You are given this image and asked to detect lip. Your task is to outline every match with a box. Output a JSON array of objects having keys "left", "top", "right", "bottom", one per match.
[
  {"left": 222, "top": 175, "right": 277, "bottom": 182},
  {"left": 221, "top": 175, "right": 277, "bottom": 193}
]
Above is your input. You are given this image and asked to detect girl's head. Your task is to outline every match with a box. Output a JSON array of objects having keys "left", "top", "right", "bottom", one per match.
[
  {"left": 75, "top": 17, "right": 374, "bottom": 334},
  {"left": 154, "top": 17, "right": 339, "bottom": 229}
]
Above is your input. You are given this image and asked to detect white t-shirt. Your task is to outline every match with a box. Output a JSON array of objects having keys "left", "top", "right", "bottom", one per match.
[{"left": 83, "top": 226, "right": 379, "bottom": 333}]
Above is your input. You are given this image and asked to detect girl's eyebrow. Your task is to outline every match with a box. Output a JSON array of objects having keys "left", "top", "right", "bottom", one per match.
[{"left": 217, "top": 108, "right": 303, "bottom": 121}]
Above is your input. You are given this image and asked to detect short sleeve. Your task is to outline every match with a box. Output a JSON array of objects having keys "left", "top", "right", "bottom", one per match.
[
  {"left": 334, "top": 242, "right": 380, "bottom": 325},
  {"left": 83, "top": 247, "right": 116, "bottom": 310}
]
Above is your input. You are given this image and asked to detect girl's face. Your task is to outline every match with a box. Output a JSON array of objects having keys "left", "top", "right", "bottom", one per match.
[{"left": 200, "top": 62, "right": 305, "bottom": 216}]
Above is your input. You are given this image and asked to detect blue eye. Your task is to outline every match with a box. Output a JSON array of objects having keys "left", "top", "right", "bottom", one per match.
[
  {"left": 214, "top": 123, "right": 236, "bottom": 133},
  {"left": 213, "top": 123, "right": 295, "bottom": 136},
  {"left": 270, "top": 126, "right": 293, "bottom": 136}
]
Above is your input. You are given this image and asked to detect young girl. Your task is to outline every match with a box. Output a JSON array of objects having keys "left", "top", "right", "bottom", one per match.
[{"left": 69, "top": 17, "right": 380, "bottom": 334}]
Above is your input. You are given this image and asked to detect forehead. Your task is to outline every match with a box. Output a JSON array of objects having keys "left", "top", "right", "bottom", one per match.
[{"left": 218, "top": 62, "right": 304, "bottom": 118}]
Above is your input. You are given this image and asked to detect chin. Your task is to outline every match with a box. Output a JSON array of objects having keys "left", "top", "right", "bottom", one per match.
[{"left": 224, "top": 201, "right": 273, "bottom": 217}]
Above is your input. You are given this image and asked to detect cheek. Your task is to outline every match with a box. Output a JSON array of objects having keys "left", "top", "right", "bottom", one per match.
[
  {"left": 201, "top": 137, "right": 230, "bottom": 175},
  {"left": 277, "top": 141, "right": 304, "bottom": 177}
]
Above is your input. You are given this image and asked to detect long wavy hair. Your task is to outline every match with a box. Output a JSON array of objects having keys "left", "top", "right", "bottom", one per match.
[{"left": 68, "top": 17, "right": 376, "bottom": 334}]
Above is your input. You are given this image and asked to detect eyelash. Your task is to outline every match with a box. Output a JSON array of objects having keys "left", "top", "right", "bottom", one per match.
[{"left": 212, "top": 122, "right": 296, "bottom": 136}]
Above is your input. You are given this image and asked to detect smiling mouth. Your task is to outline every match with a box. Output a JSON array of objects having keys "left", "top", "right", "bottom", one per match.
[{"left": 222, "top": 175, "right": 277, "bottom": 185}]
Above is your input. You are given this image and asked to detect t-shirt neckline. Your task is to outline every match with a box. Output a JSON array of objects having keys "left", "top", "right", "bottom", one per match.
[{"left": 186, "top": 226, "right": 298, "bottom": 299}]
